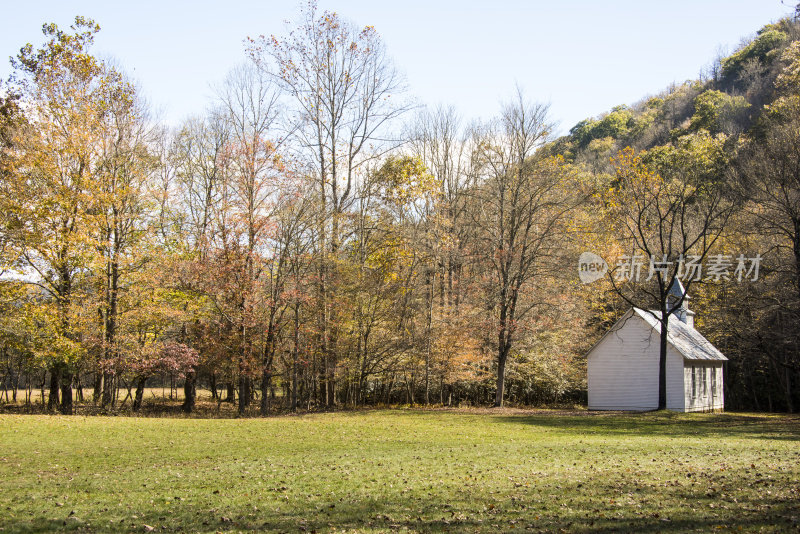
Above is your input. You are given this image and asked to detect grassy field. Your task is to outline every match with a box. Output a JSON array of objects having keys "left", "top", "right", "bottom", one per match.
[{"left": 0, "top": 410, "right": 798, "bottom": 533}]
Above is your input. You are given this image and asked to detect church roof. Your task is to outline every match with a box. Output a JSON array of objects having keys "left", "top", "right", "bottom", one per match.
[{"left": 633, "top": 308, "right": 728, "bottom": 362}]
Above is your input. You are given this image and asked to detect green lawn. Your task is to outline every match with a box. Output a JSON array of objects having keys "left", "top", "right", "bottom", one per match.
[{"left": 0, "top": 410, "right": 798, "bottom": 533}]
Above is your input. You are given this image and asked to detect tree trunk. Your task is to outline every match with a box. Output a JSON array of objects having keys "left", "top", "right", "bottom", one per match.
[
  {"left": 495, "top": 346, "right": 508, "bottom": 408},
  {"left": 101, "top": 256, "right": 120, "bottom": 409},
  {"left": 260, "top": 370, "right": 272, "bottom": 415},
  {"left": 59, "top": 370, "right": 73, "bottom": 414},
  {"left": 182, "top": 371, "right": 196, "bottom": 413},
  {"left": 238, "top": 375, "right": 246, "bottom": 414},
  {"left": 658, "top": 311, "right": 669, "bottom": 410},
  {"left": 494, "top": 280, "right": 514, "bottom": 408},
  {"left": 291, "top": 361, "right": 298, "bottom": 412},
  {"left": 495, "top": 308, "right": 512, "bottom": 407},
  {"left": 75, "top": 373, "right": 83, "bottom": 402},
  {"left": 11, "top": 364, "right": 19, "bottom": 403},
  {"left": 326, "top": 199, "right": 340, "bottom": 410},
  {"left": 133, "top": 376, "right": 146, "bottom": 412},
  {"left": 101, "top": 372, "right": 114, "bottom": 408},
  {"left": 48, "top": 365, "right": 60, "bottom": 411},
  {"left": 326, "top": 352, "right": 336, "bottom": 408},
  {"left": 260, "top": 323, "right": 278, "bottom": 416},
  {"left": 40, "top": 371, "right": 46, "bottom": 407},
  {"left": 425, "top": 270, "right": 433, "bottom": 406},
  {"left": 238, "top": 374, "right": 250, "bottom": 415},
  {"left": 291, "top": 302, "right": 300, "bottom": 412},
  {"left": 92, "top": 368, "right": 102, "bottom": 403},
  {"left": 209, "top": 372, "right": 217, "bottom": 401}
]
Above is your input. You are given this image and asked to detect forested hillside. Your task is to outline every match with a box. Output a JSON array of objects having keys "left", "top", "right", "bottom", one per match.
[
  {"left": 1, "top": 7, "right": 799, "bottom": 414},
  {"left": 555, "top": 16, "right": 800, "bottom": 412}
]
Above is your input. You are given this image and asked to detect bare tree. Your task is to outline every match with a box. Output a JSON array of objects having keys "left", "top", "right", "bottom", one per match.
[
  {"left": 474, "top": 92, "right": 579, "bottom": 407},
  {"left": 605, "top": 146, "right": 734, "bottom": 410},
  {"left": 172, "top": 109, "right": 231, "bottom": 253},
  {"left": 217, "top": 63, "right": 285, "bottom": 414}
]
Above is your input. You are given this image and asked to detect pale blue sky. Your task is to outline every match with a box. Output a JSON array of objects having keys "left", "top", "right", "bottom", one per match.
[{"left": 1, "top": 1, "right": 794, "bottom": 134}]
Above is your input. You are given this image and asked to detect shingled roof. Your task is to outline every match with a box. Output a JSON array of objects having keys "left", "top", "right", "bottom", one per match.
[{"left": 633, "top": 308, "right": 728, "bottom": 362}]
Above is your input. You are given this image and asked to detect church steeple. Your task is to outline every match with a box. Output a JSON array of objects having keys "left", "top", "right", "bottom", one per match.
[{"left": 666, "top": 278, "right": 695, "bottom": 328}]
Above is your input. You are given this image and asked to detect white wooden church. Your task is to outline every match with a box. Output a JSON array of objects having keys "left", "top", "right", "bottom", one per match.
[{"left": 586, "top": 280, "right": 727, "bottom": 412}]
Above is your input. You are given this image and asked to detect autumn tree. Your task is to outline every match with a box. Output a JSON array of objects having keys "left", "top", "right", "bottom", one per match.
[
  {"left": 729, "top": 44, "right": 800, "bottom": 411},
  {"left": 93, "top": 65, "right": 158, "bottom": 408},
  {"left": 259, "top": 175, "right": 314, "bottom": 414},
  {"left": 474, "top": 93, "right": 580, "bottom": 407},
  {"left": 604, "top": 142, "right": 734, "bottom": 410},
  {"left": 408, "top": 106, "right": 481, "bottom": 403},
  {"left": 248, "top": 2, "right": 409, "bottom": 406},
  {"left": 2, "top": 17, "right": 127, "bottom": 413},
  {"left": 169, "top": 110, "right": 232, "bottom": 406},
  {"left": 367, "top": 156, "right": 441, "bottom": 405},
  {"left": 127, "top": 340, "right": 198, "bottom": 412},
  {"left": 217, "top": 63, "right": 286, "bottom": 414}
]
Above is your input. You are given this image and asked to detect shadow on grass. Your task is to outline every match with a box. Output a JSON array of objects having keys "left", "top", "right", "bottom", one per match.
[
  {"left": 489, "top": 411, "right": 800, "bottom": 441},
  {"left": 6, "top": 489, "right": 797, "bottom": 533},
  {"left": 325, "top": 406, "right": 800, "bottom": 442}
]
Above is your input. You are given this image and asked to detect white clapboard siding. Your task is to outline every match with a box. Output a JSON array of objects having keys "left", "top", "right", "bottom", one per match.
[
  {"left": 684, "top": 363, "right": 724, "bottom": 412},
  {"left": 713, "top": 365, "right": 724, "bottom": 410},
  {"left": 666, "top": 345, "right": 686, "bottom": 411},
  {"left": 588, "top": 313, "right": 683, "bottom": 411}
]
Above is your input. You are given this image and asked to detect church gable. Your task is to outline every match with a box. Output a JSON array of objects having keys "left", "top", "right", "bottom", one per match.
[{"left": 587, "top": 283, "right": 726, "bottom": 412}]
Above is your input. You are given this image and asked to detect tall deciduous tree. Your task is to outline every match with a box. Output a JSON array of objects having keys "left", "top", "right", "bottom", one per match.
[
  {"left": 604, "top": 143, "right": 734, "bottom": 410},
  {"left": 3, "top": 17, "right": 126, "bottom": 413},
  {"left": 408, "top": 107, "right": 486, "bottom": 404},
  {"left": 475, "top": 93, "right": 580, "bottom": 407},
  {"left": 248, "top": 1, "right": 409, "bottom": 406},
  {"left": 218, "top": 63, "right": 285, "bottom": 414},
  {"left": 94, "top": 65, "right": 157, "bottom": 408},
  {"left": 258, "top": 174, "right": 313, "bottom": 414}
]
